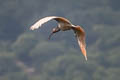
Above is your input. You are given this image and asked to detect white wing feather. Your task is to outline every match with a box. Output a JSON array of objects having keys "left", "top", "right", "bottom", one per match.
[{"left": 30, "top": 16, "right": 57, "bottom": 30}]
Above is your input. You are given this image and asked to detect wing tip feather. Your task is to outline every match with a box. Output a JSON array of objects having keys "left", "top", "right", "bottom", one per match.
[
  {"left": 85, "top": 55, "right": 87, "bottom": 61},
  {"left": 30, "top": 26, "right": 36, "bottom": 30}
]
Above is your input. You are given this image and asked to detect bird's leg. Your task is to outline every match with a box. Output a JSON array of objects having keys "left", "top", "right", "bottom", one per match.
[
  {"left": 74, "top": 32, "right": 77, "bottom": 37},
  {"left": 73, "top": 30, "right": 77, "bottom": 38},
  {"left": 48, "top": 27, "right": 60, "bottom": 40}
]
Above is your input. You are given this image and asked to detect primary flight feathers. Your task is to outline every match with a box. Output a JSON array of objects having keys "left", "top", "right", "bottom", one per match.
[
  {"left": 30, "top": 16, "right": 71, "bottom": 30},
  {"left": 30, "top": 16, "right": 87, "bottom": 61}
]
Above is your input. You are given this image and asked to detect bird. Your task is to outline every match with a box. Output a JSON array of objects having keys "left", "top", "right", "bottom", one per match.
[{"left": 30, "top": 16, "right": 87, "bottom": 61}]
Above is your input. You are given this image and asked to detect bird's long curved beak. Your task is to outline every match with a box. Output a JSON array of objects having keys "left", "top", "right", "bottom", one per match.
[
  {"left": 48, "top": 27, "right": 60, "bottom": 40},
  {"left": 48, "top": 32, "right": 54, "bottom": 40}
]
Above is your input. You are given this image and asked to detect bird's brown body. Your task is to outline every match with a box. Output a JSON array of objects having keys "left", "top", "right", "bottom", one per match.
[
  {"left": 54, "top": 17, "right": 73, "bottom": 31},
  {"left": 30, "top": 16, "right": 87, "bottom": 61}
]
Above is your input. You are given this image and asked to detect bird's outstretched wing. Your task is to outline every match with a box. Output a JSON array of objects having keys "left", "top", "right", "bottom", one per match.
[
  {"left": 30, "top": 16, "right": 72, "bottom": 30},
  {"left": 72, "top": 26, "right": 87, "bottom": 61}
]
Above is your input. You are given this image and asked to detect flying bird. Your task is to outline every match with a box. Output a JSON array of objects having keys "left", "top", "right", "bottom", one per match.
[{"left": 30, "top": 16, "right": 87, "bottom": 61}]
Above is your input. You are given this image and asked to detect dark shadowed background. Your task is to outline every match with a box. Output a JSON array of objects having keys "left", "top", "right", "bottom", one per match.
[{"left": 0, "top": 0, "right": 120, "bottom": 80}]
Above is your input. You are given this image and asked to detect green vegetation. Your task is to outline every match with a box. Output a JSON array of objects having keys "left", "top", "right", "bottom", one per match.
[{"left": 0, "top": 0, "right": 120, "bottom": 80}]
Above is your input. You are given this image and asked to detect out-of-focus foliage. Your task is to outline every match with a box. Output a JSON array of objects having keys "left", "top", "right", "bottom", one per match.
[{"left": 0, "top": 0, "right": 120, "bottom": 80}]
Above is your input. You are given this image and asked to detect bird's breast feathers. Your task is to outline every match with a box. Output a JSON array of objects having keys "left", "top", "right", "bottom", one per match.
[{"left": 58, "top": 23, "right": 72, "bottom": 31}]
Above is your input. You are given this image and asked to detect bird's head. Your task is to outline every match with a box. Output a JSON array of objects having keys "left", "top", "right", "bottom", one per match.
[
  {"left": 52, "top": 28, "right": 58, "bottom": 33},
  {"left": 48, "top": 27, "right": 60, "bottom": 40}
]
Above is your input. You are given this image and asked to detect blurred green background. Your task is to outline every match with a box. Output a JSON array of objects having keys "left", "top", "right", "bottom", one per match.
[{"left": 0, "top": 0, "right": 120, "bottom": 80}]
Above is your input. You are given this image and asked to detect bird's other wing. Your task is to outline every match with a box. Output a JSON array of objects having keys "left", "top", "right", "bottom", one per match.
[
  {"left": 54, "top": 17, "right": 72, "bottom": 25},
  {"left": 30, "top": 16, "right": 58, "bottom": 30},
  {"left": 72, "top": 26, "right": 87, "bottom": 61},
  {"left": 30, "top": 16, "right": 72, "bottom": 30}
]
